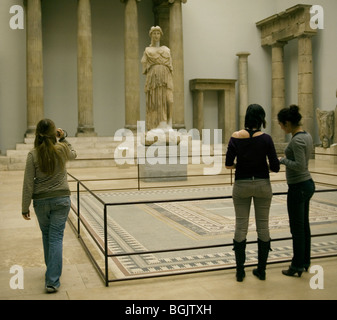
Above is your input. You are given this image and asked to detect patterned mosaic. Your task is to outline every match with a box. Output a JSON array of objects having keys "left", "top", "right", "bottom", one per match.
[{"left": 71, "top": 185, "right": 337, "bottom": 278}]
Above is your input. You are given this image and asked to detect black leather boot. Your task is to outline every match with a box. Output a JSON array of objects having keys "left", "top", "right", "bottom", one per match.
[
  {"left": 282, "top": 265, "right": 304, "bottom": 277},
  {"left": 233, "top": 239, "right": 246, "bottom": 282},
  {"left": 252, "top": 239, "right": 271, "bottom": 280}
]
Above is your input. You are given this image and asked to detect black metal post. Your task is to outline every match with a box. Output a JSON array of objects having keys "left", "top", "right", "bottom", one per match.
[
  {"left": 104, "top": 204, "right": 109, "bottom": 287},
  {"left": 77, "top": 181, "right": 80, "bottom": 237}
]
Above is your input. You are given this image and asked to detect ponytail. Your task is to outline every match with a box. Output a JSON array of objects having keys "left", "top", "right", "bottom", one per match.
[{"left": 34, "top": 119, "right": 64, "bottom": 175}]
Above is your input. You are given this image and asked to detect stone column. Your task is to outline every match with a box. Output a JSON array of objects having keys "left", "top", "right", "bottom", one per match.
[
  {"left": 169, "top": 0, "right": 187, "bottom": 130},
  {"left": 236, "top": 52, "right": 250, "bottom": 129},
  {"left": 192, "top": 90, "right": 204, "bottom": 136},
  {"left": 271, "top": 42, "right": 286, "bottom": 145},
  {"left": 298, "top": 35, "right": 314, "bottom": 136},
  {"left": 26, "top": 0, "right": 44, "bottom": 136},
  {"left": 224, "top": 83, "right": 237, "bottom": 144},
  {"left": 153, "top": 1, "right": 170, "bottom": 47},
  {"left": 77, "top": 0, "right": 96, "bottom": 136},
  {"left": 123, "top": 0, "right": 140, "bottom": 132}
]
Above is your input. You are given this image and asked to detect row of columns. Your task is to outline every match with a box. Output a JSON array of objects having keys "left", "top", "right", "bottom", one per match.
[
  {"left": 26, "top": 0, "right": 95, "bottom": 136},
  {"left": 25, "top": 0, "right": 186, "bottom": 137},
  {"left": 236, "top": 37, "right": 314, "bottom": 146},
  {"left": 255, "top": 5, "right": 317, "bottom": 151}
]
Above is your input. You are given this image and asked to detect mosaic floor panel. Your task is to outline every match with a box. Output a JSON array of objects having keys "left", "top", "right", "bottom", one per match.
[{"left": 71, "top": 185, "right": 337, "bottom": 278}]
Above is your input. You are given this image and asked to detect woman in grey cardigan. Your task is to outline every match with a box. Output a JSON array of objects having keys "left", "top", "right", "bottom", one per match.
[
  {"left": 22, "top": 119, "right": 77, "bottom": 292},
  {"left": 278, "top": 105, "right": 315, "bottom": 277}
]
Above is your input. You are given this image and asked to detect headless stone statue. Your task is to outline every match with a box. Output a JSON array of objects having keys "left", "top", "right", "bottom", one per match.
[{"left": 316, "top": 108, "right": 334, "bottom": 148}]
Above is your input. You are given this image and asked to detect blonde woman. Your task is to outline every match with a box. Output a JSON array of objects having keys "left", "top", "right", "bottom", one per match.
[{"left": 22, "top": 119, "right": 76, "bottom": 293}]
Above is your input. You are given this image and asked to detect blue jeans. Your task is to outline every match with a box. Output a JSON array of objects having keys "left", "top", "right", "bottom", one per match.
[
  {"left": 233, "top": 179, "right": 273, "bottom": 242},
  {"left": 287, "top": 179, "right": 315, "bottom": 269},
  {"left": 33, "top": 196, "right": 71, "bottom": 288}
]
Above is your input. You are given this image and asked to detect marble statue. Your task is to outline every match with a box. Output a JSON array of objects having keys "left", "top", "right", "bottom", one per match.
[
  {"left": 316, "top": 108, "right": 334, "bottom": 148},
  {"left": 141, "top": 26, "right": 174, "bottom": 131}
]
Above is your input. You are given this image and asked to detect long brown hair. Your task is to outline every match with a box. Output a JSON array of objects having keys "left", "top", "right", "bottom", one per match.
[{"left": 34, "top": 119, "right": 66, "bottom": 175}]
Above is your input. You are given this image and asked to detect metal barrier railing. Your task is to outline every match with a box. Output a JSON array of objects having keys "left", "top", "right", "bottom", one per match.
[
  {"left": 68, "top": 149, "right": 337, "bottom": 191},
  {"left": 67, "top": 152, "right": 337, "bottom": 286}
]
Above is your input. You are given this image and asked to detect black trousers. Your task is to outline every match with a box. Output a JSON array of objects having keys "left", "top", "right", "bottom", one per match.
[{"left": 287, "top": 179, "right": 315, "bottom": 268}]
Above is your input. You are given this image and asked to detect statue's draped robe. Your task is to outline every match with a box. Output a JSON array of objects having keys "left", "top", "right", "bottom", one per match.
[{"left": 142, "top": 46, "right": 173, "bottom": 130}]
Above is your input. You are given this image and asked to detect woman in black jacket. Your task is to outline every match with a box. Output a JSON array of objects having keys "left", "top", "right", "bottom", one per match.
[{"left": 226, "top": 104, "right": 280, "bottom": 281}]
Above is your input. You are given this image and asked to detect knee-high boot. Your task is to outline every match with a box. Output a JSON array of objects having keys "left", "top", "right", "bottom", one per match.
[
  {"left": 253, "top": 238, "right": 271, "bottom": 280},
  {"left": 233, "top": 239, "right": 246, "bottom": 282}
]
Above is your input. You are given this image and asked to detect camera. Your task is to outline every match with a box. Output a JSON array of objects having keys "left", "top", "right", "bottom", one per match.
[{"left": 56, "top": 129, "right": 68, "bottom": 138}]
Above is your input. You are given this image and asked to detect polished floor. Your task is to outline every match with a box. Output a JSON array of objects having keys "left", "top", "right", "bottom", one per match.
[{"left": 1, "top": 160, "right": 337, "bottom": 300}]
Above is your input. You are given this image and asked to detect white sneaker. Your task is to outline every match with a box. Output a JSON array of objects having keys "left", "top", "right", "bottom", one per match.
[{"left": 46, "top": 286, "right": 58, "bottom": 293}]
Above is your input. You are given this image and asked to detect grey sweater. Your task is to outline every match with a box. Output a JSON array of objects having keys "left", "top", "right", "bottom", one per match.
[
  {"left": 22, "top": 139, "right": 77, "bottom": 214},
  {"left": 279, "top": 132, "right": 313, "bottom": 185}
]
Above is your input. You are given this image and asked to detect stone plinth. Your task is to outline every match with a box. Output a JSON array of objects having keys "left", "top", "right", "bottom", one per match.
[
  {"left": 315, "top": 145, "right": 337, "bottom": 164},
  {"left": 138, "top": 145, "right": 187, "bottom": 182}
]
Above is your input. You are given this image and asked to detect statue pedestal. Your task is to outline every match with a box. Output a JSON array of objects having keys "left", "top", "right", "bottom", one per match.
[
  {"left": 315, "top": 145, "right": 337, "bottom": 164},
  {"left": 138, "top": 145, "right": 188, "bottom": 182}
]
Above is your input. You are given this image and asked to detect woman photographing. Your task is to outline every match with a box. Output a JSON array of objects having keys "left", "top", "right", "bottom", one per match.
[{"left": 22, "top": 119, "right": 76, "bottom": 293}]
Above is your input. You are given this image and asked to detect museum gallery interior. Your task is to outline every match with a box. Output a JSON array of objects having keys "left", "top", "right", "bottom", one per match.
[{"left": 0, "top": 0, "right": 337, "bottom": 300}]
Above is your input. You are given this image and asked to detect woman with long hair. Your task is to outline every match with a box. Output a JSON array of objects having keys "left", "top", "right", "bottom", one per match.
[
  {"left": 226, "top": 104, "right": 280, "bottom": 282},
  {"left": 22, "top": 119, "right": 76, "bottom": 293},
  {"left": 278, "top": 105, "right": 315, "bottom": 277}
]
